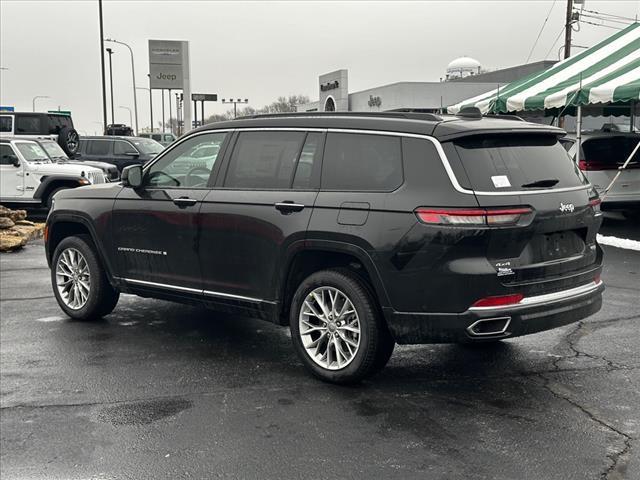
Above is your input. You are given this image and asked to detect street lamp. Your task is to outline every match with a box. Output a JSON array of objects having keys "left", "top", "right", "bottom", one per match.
[
  {"left": 106, "top": 48, "right": 115, "bottom": 125},
  {"left": 222, "top": 98, "right": 249, "bottom": 119},
  {"left": 119, "top": 105, "right": 132, "bottom": 128},
  {"left": 105, "top": 38, "right": 138, "bottom": 135},
  {"left": 32, "top": 95, "right": 50, "bottom": 112}
]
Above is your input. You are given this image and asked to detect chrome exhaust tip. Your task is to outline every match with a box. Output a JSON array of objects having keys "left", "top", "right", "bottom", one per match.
[{"left": 466, "top": 317, "right": 511, "bottom": 337}]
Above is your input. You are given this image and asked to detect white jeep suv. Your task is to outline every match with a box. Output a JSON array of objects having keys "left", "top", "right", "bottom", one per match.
[{"left": 0, "top": 138, "right": 105, "bottom": 208}]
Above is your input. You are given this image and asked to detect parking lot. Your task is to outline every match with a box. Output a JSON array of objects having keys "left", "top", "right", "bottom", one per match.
[{"left": 0, "top": 215, "right": 638, "bottom": 480}]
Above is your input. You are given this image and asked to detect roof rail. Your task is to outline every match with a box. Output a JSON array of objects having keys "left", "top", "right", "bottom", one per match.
[{"left": 238, "top": 111, "right": 443, "bottom": 122}]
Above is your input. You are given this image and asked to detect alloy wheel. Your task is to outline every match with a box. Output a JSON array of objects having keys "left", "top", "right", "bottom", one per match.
[
  {"left": 55, "top": 248, "right": 91, "bottom": 310},
  {"left": 298, "top": 286, "right": 361, "bottom": 370}
]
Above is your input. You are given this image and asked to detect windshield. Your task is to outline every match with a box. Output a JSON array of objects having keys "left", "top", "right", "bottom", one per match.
[
  {"left": 15, "top": 142, "right": 51, "bottom": 163},
  {"left": 130, "top": 138, "right": 163, "bottom": 155},
  {"left": 445, "top": 134, "right": 589, "bottom": 192},
  {"left": 39, "top": 141, "right": 68, "bottom": 160}
]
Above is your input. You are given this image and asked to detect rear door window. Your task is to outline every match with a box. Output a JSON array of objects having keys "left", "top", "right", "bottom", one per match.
[
  {"left": 321, "top": 132, "right": 403, "bottom": 191},
  {"left": 15, "top": 115, "right": 42, "bottom": 134},
  {"left": 444, "top": 134, "right": 589, "bottom": 192},
  {"left": 0, "top": 116, "right": 12, "bottom": 133},
  {"left": 224, "top": 131, "right": 305, "bottom": 189},
  {"left": 86, "top": 140, "right": 111, "bottom": 156},
  {"left": 582, "top": 137, "right": 640, "bottom": 169}
]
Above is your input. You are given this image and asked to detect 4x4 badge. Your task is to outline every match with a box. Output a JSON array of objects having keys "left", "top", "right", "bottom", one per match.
[{"left": 559, "top": 202, "right": 575, "bottom": 213}]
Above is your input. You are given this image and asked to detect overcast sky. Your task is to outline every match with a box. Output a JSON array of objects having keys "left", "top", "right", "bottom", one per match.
[{"left": 1, "top": 0, "right": 639, "bottom": 133}]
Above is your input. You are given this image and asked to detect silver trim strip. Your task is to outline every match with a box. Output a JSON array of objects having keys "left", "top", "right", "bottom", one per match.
[
  {"left": 203, "top": 290, "right": 264, "bottom": 303},
  {"left": 119, "top": 277, "right": 266, "bottom": 304},
  {"left": 143, "top": 125, "right": 591, "bottom": 197},
  {"left": 468, "top": 280, "right": 603, "bottom": 312},
  {"left": 123, "top": 277, "right": 202, "bottom": 293},
  {"left": 466, "top": 317, "right": 511, "bottom": 336}
]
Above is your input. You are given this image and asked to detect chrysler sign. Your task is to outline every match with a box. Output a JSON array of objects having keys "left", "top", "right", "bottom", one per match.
[{"left": 149, "top": 40, "right": 186, "bottom": 89}]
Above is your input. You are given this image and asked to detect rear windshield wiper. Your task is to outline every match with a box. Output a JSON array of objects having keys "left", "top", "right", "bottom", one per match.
[{"left": 521, "top": 178, "right": 559, "bottom": 188}]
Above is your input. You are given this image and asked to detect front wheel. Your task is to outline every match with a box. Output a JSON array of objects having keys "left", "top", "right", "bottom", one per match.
[
  {"left": 290, "top": 269, "right": 394, "bottom": 384},
  {"left": 51, "top": 235, "right": 119, "bottom": 320}
]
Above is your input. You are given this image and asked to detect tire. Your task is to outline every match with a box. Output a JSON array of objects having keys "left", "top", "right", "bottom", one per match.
[
  {"left": 290, "top": 268, "right": 394, "bottom": 384},
  {"left": 51, "top": 234, "right": 119, "bottom": 320},
  {"left": 45, "top": 186, "right": 68, "bottom": 209},
  {"left": 57, "top": 126, "right": 80, "bottom": 156}
]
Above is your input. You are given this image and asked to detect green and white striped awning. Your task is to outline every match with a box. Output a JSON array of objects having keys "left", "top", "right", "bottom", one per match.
[{"left": 448, "top": 22, "right": 640, "bottom": 114}]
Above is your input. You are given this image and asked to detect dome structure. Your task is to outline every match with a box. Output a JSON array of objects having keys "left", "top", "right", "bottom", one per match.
[{"left": 446, "top": 56, "right": 482, "bottom": 79}]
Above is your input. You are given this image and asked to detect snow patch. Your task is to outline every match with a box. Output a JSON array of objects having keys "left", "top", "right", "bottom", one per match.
[
  {"left": 597, "top": 234, "right": 640, "bottom": 251},
  {"left": 36, "top": 316, "right": 64, "bottom": 323}
]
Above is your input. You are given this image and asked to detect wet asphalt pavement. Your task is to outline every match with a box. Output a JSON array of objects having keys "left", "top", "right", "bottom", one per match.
[{"left": 1, "top": 216, "right": 639, "bottom": 480}]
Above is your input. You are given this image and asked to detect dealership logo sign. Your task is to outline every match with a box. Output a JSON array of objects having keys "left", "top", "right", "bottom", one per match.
[
  {"left": 320, "top": 80, "right": 340, "bottom": 92},
  {"left": 368, "top": 95, "right": 382, "bottom": 108}
]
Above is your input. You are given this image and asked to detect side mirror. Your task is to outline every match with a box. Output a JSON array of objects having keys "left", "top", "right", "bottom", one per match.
[
  {"left": 5, "top": 155, "right": 21, "bottom": 167},
  {"left": 121, "top": 164, "right": 143, "bottom": 188}
]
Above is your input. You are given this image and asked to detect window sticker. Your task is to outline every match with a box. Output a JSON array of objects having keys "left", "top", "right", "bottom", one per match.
[{"left": 491, "top": 175, "right": 511, "bottom": 188}]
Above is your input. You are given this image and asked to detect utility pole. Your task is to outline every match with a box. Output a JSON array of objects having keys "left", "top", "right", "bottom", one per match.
[
  {"left": 98, "top": 0, "right": 107, "bottom": 134},
  {"left": 564, "top": 0, "right": 574, "bottom": 59},
  {"left": 106, "top": 48, "right": 115, "bottom": 125}
]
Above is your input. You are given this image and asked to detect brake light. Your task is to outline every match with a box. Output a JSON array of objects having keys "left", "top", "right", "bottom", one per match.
[
  {"left": 471, "top": 293, "right": 524, "bottom": 308},
  {"left": 594, "top": 274, "right": 601, "bottom": 284},
  {"left": 579, "top": 160, "right": 610, "bottom": 171},
  {"left": 415, "top": 207, "right": 532, "bottom": 226},
  {"left": 589, "top": 198, "right": 602, "bottom": 214}
]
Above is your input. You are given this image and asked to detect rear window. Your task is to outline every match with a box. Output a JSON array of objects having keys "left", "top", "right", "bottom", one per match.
[
  {"left": 444, "top": 134, "right": 588, "bottom": 192},
  {"left": 322, "top": 133, "right": 403, "bottom": 191},
  {"left": 582, "top": 136, "right": 639, "bottom": 167}
]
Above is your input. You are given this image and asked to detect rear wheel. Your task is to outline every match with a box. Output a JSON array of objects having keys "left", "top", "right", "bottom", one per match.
[
  {"left": 51, "top": 235, "right": 119, "bottom": 320},
  {"left": 290, "top": 269, "right": 394, "bottom": 384}
]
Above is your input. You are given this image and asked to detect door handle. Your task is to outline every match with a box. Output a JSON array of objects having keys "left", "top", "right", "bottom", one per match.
[
  {"left": 173, "top": 197, "right": 198, "bottom": 207},
  {"left": 275, "top": 201, "right": 305, "bottom": 214}
]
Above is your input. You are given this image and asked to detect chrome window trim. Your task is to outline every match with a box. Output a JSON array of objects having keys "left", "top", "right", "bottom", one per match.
[
  {"left": 142, "top": 126, "right": 592, "bottom": 196},
  {"left": 468, "top": 280, "right": 603, "bottom": 312},
  {"left": 119, "top": 277, "right": 268, "bottom": 304}
]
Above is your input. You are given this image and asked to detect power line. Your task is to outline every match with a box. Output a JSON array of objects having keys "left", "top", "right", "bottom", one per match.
[
  {"left": 577, "top": 12, "right": 633, "bottom": 26},
  {"left": 526, "top": 0, "right": 558, "bottom": 63},
  {"left": 544, "top": 25, "right": 566, "bottom": 60},
  {"left": 577, "top": 7, "right": 638, "bottom": 23},
  {"left": 579, "top": 19, "right": 624, "bottom": 30}
]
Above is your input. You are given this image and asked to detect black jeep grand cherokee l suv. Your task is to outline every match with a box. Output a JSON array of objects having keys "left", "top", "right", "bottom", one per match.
[{"left": 45, "top": 112, "right": 604, "bottom": 383}]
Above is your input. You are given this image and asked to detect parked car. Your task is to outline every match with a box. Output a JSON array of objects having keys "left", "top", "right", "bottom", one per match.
[
  {"left": 138, "top": 132, "right": 176, "bottom": 147},
  {"left": 0, "top": 137, "right": 105, "bottom": 208},
  {"left": 45, "top": 112, "right": 604, "bottom": 384},
  {"left": 561, "top": 132, "right": 639, "bottom": 218},
  {"left": 0, "top": 111, "right": 80, "bottom": 156},
  {"left": 34, "top": 138, "right": 120, "bottom": 182},
  {"left": 105, "top": 124, "right": 133, "bottom": 136},
  {"left": 76, "top": 136, "right": 163, "bottom": 172}
]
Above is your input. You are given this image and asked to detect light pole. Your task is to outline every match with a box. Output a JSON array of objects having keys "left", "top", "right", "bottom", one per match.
[
  {"left": 222, "top": 98, "right": 249, "bottom": 119},
  {"left": 105, "top": 38, "right": 138, "bottom": 135},
  {"left": 136, "top": 86, "right": 152, "bottom": 132},
  {"left": 98, "top": 0, "right": 107, "bottom": 134},
  {"left": 119, "top": 105, "right": 132, "bottom": 128},
  {"left": 32, "top": 95, "right": 50, "bottom": 112},
  {"left": 106, "top": 48, "right": 115, "bottom": 125}
]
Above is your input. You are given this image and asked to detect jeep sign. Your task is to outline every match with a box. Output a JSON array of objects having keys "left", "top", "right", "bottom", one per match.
[{"left": 148, "top": 40, "right": 187, "bottom": 89}]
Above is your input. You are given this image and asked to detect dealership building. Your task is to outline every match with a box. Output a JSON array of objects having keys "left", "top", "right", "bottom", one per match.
[{"left": 297, "top": 59, "right": 556, "bottom": 113}]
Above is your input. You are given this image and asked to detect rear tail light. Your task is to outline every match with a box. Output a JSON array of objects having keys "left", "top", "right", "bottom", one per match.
[
  {"left": 471, "top": 293, "right": 524, "bottom": 308},
  {"left": 579, "top": 160, "right": 610, "bottom": 171},
  {"left": 589, "top": 198, "right": 601, "bottom": 214},
  {"left": 415, "top": 207, "right": 532, "bottom": 226},
  {"left": 594, "top": 273, "right": 601, "bottom": 284}
]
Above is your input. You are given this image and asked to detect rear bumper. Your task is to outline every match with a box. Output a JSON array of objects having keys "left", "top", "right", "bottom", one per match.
[
  {"left": 383, "top": 280, "right": 604, "bottom": 344},
  {"left": 601, "top": 193, "right": 640, "bottom": 211}
]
